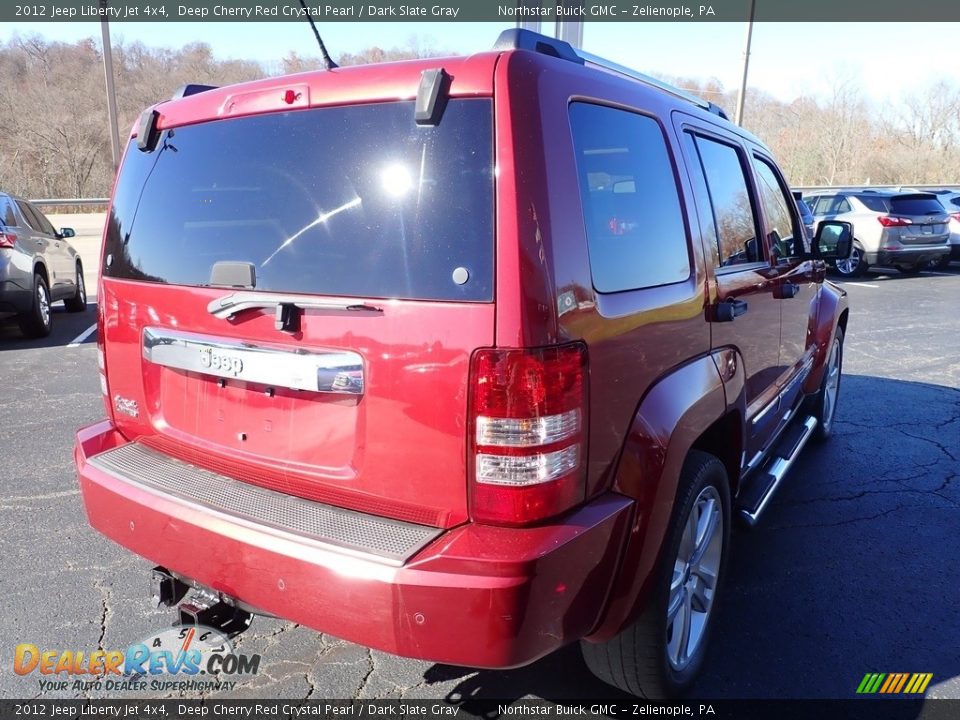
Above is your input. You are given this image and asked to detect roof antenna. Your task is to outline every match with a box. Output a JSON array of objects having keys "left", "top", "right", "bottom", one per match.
[{"left": 297, "top": 0, "right": 337, "bottom": 70}]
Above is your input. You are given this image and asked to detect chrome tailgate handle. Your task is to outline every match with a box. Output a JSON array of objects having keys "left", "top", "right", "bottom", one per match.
[{"left": 143, "top": 327, "right": 364, "bottom": 395}]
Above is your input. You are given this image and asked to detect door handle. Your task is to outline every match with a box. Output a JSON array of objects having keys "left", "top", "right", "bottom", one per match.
[{"left": 714, "top": 298, "right": 749, "bottom": 322}]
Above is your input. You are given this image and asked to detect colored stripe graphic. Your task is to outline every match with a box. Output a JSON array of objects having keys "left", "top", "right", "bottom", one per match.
[
  {"left": 858, "top": 672, "right": 933, "bottom": 694},
  {"left": 893, "top": 674, "right": 909, "bottom": 693}
]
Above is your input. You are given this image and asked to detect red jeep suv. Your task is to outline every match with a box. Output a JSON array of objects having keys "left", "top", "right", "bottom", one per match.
[{"left": 75, "top": 30, "right": 852, "bottom": 697}]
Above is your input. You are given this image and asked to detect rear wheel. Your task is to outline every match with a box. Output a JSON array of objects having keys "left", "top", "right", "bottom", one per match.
[
  {"left": 581, "top": 450, "right": 730, "bottom": 698},
  {"left": 64, "top": 262, "right": 87, "bottom": 313},
  {"left": 17, "top": 273, "right": 53, "bottom": 338},
  {"left": 833, "top": 244, "right": 867, "bottom": 278}
]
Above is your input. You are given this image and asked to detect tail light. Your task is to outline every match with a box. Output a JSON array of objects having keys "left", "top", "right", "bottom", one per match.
[
  {"left": 877, "top": 216, "right": 912, "bottom": 227},
  {"left": 950, "top": 212, "right": 960, "bottom": 222},
  {"left": 0, "top": 231, "right": 16, "bottom": 248},
  {"left": 468, "top": 343, "right": 588, "bottom": 525},
  {"left": 96, "top": 300, "right": 112, "bottom": 420}
]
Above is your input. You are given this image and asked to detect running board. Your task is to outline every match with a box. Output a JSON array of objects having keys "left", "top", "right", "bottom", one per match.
[{"left": 737, "top": 416, "right": 818, "bottom": 526}]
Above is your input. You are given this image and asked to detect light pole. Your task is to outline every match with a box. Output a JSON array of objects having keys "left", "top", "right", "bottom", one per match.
[
  {"left": 100, "top": 0, "right": 121, "bottom": 171},
  {"left": 734, "top": 0, "right": 756, "bottom": 126}
]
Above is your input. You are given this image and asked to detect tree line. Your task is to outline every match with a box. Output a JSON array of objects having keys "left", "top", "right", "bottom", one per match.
[{"left": 1, "top": 35, "right": 957, "bottom": 200}]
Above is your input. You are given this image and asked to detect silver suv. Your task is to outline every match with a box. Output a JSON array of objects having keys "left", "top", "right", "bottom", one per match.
[
  {"left": 924, "top": 189, "right": 960, "bottom": 270},
  {"left": 805, "top": 190, "right": 950, "bottom": 277}
]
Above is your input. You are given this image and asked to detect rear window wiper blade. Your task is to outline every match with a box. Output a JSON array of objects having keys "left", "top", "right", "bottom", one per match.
[{"left": 208, "top": 292, "right": 383, "bottom": 320}]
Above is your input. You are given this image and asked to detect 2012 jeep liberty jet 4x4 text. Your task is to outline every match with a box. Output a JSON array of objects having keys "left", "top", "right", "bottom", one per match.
[{"left": 75, "top": 30, "right": 853, "bottom": 697}]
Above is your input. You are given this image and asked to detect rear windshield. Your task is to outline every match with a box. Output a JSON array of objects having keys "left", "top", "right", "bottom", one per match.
[
  {"left": 889, "top": 195, "right": 946, "bottom": 216},
  {"left": 104, "top": 100, "right": 494, "bottom": 301}
]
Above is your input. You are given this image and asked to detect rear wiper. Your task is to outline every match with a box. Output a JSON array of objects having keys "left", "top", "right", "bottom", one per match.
[{"left": 208, "top": 292, "right": 382, "bottom": 332}]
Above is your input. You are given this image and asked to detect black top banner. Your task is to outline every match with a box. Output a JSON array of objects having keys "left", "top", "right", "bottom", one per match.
[{"left": 5, "top": 0, "right": 960, "bottom": 23}]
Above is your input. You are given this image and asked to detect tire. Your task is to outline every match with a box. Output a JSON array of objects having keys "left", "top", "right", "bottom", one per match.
[
  {"left": 896, "top": 264, "right": 923, "bottom": 275},
  {"left": 17, "top": 272, "right": 53, "bottom": 338},
  {"left": 832, "top": 244, "right": 867, "bottom": 278},
  {"left": 581, "top": 450, "right": 731, "bottom": 698},
  {"left": 806, "top": 327, "right": 844, "bottom": 442},
  {"left": 64, "top": 262, "right": 87, "bottom": 313}
]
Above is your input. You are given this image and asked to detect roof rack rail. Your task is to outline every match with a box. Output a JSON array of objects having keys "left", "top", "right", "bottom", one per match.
[
  {"left": 171, "top": 84, "right": 218, "bottom": 100},
  {"left": 492, "top": 29, "right": 729, "bottom": 120}
]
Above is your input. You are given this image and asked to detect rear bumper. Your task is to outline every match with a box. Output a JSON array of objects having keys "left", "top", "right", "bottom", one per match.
[
  {"left": 75, "top": 421, "right": 633, "bottom": 668},
  {"left": 867, "top": 244, "right": 949, "bottom": 266}
]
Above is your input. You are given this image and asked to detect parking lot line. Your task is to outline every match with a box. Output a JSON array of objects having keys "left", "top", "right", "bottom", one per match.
[
  {"left": 67, "top": 323, "right": 97, "bottom": 347},
  {"left": 840, "top": 282, "right": 879, "bottom": 288}
]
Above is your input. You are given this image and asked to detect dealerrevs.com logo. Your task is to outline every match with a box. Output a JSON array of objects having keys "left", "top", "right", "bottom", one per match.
[{"left": 14, "top": 626, "right": 260, "bottom": 693}]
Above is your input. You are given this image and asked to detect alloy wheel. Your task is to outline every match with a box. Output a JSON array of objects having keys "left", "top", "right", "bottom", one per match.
[
  {"left": 666, "top": 486, "right": 723, "bottom": 671},
  {"left": 38, "top": 283, "right": 50, "bottom": 328},
  {"left": 822, "top": 337, "right": 841, "bottom": 431},
  {"left": 835, "top": 249, "right": 861, "bottom": 276}
]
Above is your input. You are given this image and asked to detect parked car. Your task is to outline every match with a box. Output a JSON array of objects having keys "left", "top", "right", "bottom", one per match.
[
  {"left": 796, "top": 196, "right": 816, "bottom": 244},
  {"left": 922, "top": 189, "right": 960, "bottom": 270},
  {"left": 74, "top": 29, "right": 852, "bottom": 698},
  {"left": 805, "top": 189, "right": 950, "bottom": 277},
  {"left": 0, "top": 193, "right": 86, "bottom": 337}
]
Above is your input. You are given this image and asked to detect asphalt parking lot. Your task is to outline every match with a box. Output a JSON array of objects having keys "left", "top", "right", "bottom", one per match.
[{"left": 2, "top": 236, "right": 958, "bottom": 703}]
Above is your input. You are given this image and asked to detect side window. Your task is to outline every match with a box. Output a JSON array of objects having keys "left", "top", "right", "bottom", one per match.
[
  {"left": 15, "top": 200, "right": 40, "bottom": 230},
  {"left": 690, "top": 135, "right": 762, "bottom": 267},
  {"left": 827, "top": 196, "right": 852, "bottom": 214},
  {"left": 752, "top": 156, "right": 803, "bottom": 260},
  {"left": 569, "top": 103, "right": 690, "bottom": 292},
  {"left": 28, "top": 203, "right": 57, "bottom": 236},
  {"left": 857, "top": 195, "right": 889, "bottom": 212},
  {"left": 809, "top": 196, "right": 828, "bottom": 214}
]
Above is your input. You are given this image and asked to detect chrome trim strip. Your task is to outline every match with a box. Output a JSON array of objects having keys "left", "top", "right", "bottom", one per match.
[
  {"left": 750, "top": 394, "right": 779, "bottom": 427},
  {"left": 143, "top": 327, "right": 364, "bottom": 395},
  {"left": 740, "top": 416, "right": 818, "bottom": 526},
  {"left": 207, "top": 291, "right": 382, "bottom": 319}
]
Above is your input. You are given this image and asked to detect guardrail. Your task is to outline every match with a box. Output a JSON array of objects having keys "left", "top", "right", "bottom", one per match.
[
  {"left": 30, "top": 198, "right": 109, "bottom": 208},
  {"left": 793, "top": 184, "right": 960, "bottom": 193}
]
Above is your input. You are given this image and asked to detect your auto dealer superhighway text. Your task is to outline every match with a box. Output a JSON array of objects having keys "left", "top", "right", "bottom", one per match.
[{"left": 178, "top": 4, "right": 462, "bottom": 18}]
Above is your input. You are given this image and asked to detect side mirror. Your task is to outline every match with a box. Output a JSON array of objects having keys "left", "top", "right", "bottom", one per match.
[
  {"left": 813, "top": 221, "right": 853, "bottom": 261},
  {"left": 59, "top": 227, "right": 76, "bottom": 239}
]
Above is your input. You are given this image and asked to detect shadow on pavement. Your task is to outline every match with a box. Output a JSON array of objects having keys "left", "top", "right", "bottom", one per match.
[
  {"left": 424, "top": 375, "right": 959, "bottom": 704},
  {"left": 0, "top": 301, "right": 97, "bottom": 350}
]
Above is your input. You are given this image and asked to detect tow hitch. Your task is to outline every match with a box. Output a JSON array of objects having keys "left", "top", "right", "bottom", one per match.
[{"left": 151, "top": 567, "right": 254, "bottom": 638}]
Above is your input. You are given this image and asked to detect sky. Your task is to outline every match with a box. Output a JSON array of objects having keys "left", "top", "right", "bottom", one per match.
[{"left": 2, "top": 20, "right": 958, "bottom": 107}]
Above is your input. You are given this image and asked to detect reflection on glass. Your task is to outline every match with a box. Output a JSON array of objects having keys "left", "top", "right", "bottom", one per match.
[
  {"left": 381, "top": 164, "right": 413, "bottom": 198},
  {"left": 261, "top": 197, "right": 362, "bottom": 267}
]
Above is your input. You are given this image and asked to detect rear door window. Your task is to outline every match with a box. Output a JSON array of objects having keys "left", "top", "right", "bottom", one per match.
[
  {"left": 104, "top": 100, "right": 494, "bottom": 302},
  {"left": 27, "top": 203, "right": 57, "bottom": 235},
  {"left": 569, "top": 102, "right": 690, "bottom": 292},
  {"left": 15, "top": 200, "right": 43, "bottom": 232}
]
